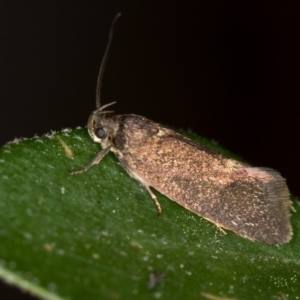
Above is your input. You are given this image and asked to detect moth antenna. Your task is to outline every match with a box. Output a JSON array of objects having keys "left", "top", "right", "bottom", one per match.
[
  {"left": 96, "top": 13, "right": 121, "bottom": 109},
  {"left": 99, "top": 101, "right": 117, "bottom": 112}
]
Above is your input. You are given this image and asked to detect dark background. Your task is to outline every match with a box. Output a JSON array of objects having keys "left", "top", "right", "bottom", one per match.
[{"left": 1, "top": 1, "right": 299, "bottom": 299}]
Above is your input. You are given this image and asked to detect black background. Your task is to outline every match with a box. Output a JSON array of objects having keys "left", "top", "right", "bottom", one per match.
[{"left": 1, "top": 1, "right": 299, "bottom": 299}]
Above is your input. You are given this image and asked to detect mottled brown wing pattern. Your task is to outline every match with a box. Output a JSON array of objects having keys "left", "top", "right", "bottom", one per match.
[{"left": 115, "top": 115, "right": 292, "bottom": 244}]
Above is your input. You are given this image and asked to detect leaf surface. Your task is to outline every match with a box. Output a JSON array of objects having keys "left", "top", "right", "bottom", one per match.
[{"left": 0, "top": 129, "right": 299, "bottom": 300}]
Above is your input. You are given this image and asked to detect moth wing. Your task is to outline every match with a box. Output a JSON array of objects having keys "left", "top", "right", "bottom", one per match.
[{"left": 121, "top": 127, "right": 292, "bottom": 244}]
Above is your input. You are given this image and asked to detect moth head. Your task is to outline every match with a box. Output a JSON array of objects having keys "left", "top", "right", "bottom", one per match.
[
  {"left": 87, "top": 102, "right": 119, "bottom": 148},
  {"left": 87, "top": 13, "right": 121, "bottom": 149}
]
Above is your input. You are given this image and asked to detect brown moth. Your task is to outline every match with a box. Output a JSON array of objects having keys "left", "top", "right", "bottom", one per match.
[{"left": 70, "top": 13, "right": 294, "bottom": 244}]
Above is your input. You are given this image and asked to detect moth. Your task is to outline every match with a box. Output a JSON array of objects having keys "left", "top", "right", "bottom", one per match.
[{"left": 70, "top": 13, "right": 294, "bottom": 244}]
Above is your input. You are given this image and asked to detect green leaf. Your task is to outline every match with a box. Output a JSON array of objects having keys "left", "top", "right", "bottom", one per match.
[{"left": 0, "top": 128, "right": 299, "bottom": 300}]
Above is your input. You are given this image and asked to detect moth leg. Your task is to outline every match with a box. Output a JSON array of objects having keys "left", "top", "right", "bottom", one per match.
[
  {"left": 216, "top": 225, "right": 226, "bottom": 235},
  {"left": 68, "top": 146, "right": 111, "bottom": 175},
  {"left": 144, "top": 185, "right": 162, "bottom": 216}
]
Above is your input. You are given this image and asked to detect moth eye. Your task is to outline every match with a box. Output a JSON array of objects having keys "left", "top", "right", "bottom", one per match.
[{"left": 95, "top": 127, "right": 107, "bottom": 139}]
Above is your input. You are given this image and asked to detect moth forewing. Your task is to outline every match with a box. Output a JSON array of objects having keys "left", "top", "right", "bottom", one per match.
[{"left": 107, "top": 115, "right": 293, "bottom": 244}]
